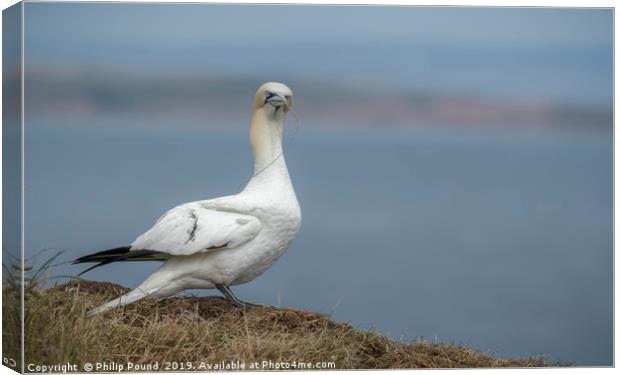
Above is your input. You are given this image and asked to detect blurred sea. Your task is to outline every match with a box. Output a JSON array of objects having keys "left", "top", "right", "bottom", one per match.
[{"left": 23, "top": 116, "right": 612, "bottom": 366}]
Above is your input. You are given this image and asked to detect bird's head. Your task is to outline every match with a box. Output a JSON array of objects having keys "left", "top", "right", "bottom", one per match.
[{"left": 253, "top": 82, "right": 293, "bottom": 115}]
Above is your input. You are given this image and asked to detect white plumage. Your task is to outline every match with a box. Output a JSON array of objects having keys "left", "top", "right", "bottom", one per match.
[
  {"left": 75, "top": 82, "right": 301, "bottom": 315},
  {"left": 132, "top": 202, "right": 262, "bottom": 255}
]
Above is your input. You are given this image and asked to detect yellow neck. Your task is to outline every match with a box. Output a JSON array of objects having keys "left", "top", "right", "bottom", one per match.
[{"left": 250, "top": 107, "right": 285, "bottom": 174}]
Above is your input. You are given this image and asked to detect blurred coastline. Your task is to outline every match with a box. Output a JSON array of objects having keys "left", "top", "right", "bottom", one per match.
[
  {"left": 19, "top": 67, "right": 612, "bottom": 132},
  {"left": 21, "top": 4, "right": 612, "bottom": 133}
]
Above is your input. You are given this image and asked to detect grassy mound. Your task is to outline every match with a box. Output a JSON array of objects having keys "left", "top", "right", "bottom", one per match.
[{"left": 2, "top": 279, "right": 558, "bottom": 370}]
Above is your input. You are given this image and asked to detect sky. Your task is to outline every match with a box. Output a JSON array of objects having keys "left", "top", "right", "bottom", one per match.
[
  {"left": 22, "top": 3, "right": 613, "bottom": 107},
  {"left": 24, "top": 4, "right": 612, "bottom": 47}
]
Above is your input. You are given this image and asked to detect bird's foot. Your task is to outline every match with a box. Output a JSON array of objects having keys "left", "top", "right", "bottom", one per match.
[
  {"left": 230, "top": 300, "right": 278, "bottom": 310},
  {"left": 215, "top": 283, "right": 279, "bottom": 309}
]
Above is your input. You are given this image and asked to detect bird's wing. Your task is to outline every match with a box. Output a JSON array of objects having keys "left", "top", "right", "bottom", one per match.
[{"left": 130, "top": 201, "right": 261, "bottom": 256}]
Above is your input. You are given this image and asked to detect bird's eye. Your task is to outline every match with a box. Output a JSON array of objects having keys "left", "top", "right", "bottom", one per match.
[{"left": 285, "top": 95, "right": 291, "bottom": 101}]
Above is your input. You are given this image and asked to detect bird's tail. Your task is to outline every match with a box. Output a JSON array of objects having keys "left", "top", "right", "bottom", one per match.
[
  {"left": 87, "top": 287, "right": 153, "bottom": 316},
  {"left": 73, "top": 246, "right": 167, "bottom": 276}
]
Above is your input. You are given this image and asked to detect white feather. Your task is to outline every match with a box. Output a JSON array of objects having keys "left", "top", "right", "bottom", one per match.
[{"left": 130, "top": 202, "right": 262, "bottom": 255}]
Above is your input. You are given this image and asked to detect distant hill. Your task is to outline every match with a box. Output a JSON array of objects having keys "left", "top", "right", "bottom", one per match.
[{"left": 17, "top": 67, "right": 612, "bottom": 131}]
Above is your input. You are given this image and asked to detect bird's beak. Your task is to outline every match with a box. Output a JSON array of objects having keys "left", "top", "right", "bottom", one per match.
[{"left": 265, "top": 93, "right": 288, "bottom": 108}]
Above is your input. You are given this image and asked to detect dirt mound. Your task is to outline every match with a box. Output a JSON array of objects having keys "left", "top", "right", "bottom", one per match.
[{"left": 3, "top": 280, "right": 559, "bottom": 370}]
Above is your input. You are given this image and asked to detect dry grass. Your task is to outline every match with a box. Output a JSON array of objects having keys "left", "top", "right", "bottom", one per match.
[{"left": 2, "top": 277, "right": 561, "bottom": 371}]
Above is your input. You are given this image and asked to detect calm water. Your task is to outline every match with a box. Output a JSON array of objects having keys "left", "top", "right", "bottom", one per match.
[{"left": 22, "top": 117, "right": 612, "bottom": 366}]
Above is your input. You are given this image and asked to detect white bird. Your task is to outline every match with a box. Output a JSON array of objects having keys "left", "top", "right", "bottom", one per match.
[{"left": 74, "top": 82, "right": 301, "bottom": 315}]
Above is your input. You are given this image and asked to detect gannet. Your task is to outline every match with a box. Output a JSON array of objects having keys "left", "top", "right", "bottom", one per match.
[{"left": 74, "top": 82, "right": 301, "bottom": 315}]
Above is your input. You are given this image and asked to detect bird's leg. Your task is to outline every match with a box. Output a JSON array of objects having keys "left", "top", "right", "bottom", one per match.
[{"left": 215, "top": 284, "right": 276, "bottom": 309}]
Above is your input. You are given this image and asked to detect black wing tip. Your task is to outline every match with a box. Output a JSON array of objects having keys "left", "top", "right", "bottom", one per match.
[
  {"left": 73, "top": 245, "right": 132, "bottom": 276},
  {"left": 73, "top": 245, "right": 132, "bottom": 264},
  {"left": 73, "top": 246, "right": 166, "bottom": 276}
]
